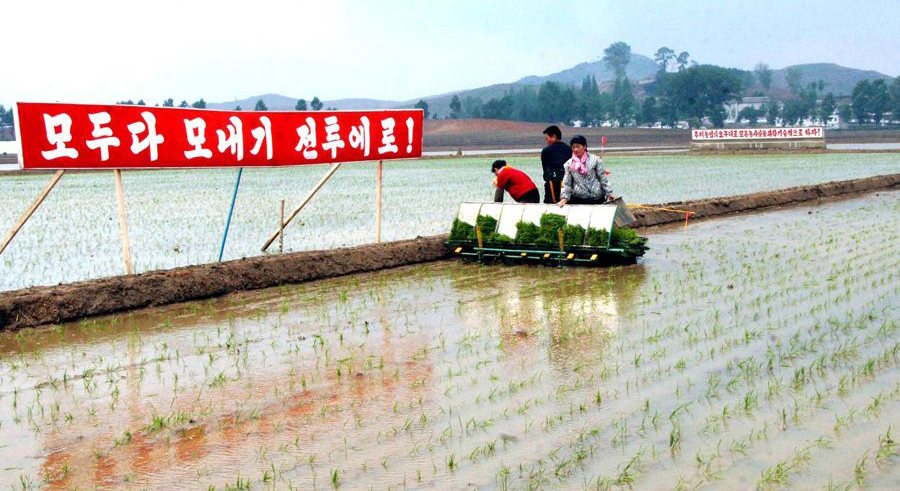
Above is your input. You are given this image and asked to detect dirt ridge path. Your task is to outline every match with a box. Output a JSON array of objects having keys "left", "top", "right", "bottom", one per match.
[{"left": 1, "top": 173, "right": 898, "bottom": 331}]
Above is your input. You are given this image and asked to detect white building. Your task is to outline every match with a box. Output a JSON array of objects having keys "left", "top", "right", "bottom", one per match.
[{"left": 724, "top": 96, "right": 770, "bottom": 124}]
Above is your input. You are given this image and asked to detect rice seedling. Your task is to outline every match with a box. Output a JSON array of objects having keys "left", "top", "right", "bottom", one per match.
[{"left": 1, "top": 191, "right": 898, "bottom": 490}]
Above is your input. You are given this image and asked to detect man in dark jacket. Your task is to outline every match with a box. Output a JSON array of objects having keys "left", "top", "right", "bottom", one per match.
[{"left": 540, "top": 125, "right": 572, "bottom": 203}]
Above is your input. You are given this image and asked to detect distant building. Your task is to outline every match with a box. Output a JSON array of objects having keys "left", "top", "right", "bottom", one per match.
[{"left": 724, "top": 96, "right": 770, "bottom": 124}]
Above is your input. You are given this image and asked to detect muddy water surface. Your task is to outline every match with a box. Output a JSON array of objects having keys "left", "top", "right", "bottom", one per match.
[{"left": 1, "top": 192, "right": 898, "bottom": 490}]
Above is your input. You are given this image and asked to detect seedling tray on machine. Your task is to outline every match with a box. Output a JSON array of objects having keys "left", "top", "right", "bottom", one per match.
[{"left": 446, "top": 203, "right": 647, "bottom": 267}]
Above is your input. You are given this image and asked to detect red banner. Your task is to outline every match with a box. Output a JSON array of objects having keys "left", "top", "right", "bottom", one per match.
[{"left": 14, "top": 102, "right": 423, "bottom": 169}]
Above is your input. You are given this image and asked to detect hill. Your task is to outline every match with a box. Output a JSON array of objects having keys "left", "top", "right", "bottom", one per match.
[
  {"left": 770, "top": 63, "right": 892, "bottom": 96},
  {"left": 415, "top": 54, "right": 661, "bottom": 117},
  {"left": 206, "top": 93, "right": 400, "bottom": 111},
  {"left": 206, "top": 57, "right": 895, "bottom": 116},
  {"left": 515, "top": 54, "right": 659, "bottom": 86}
]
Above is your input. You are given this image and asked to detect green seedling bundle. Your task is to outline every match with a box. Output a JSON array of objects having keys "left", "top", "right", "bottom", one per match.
[{"left": 448, "top": 203, "right": 648, "bottom": 266}]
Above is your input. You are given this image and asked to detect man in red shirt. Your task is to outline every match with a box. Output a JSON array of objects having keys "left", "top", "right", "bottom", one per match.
[{"left": 492, "top": 160, "right": 540, "bottom": 203}]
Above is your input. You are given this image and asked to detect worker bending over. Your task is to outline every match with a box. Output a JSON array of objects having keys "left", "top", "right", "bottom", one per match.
[
  {"left": 492, "top": 160, "right": 540, "bottom": 203},
  {"left": 557, "top": 135, "right": 615, "bottom": 206}
]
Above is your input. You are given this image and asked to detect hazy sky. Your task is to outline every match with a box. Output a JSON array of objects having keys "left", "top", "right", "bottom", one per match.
[{"left": 3, "top": 0, "right": 897, "bottom": 107}]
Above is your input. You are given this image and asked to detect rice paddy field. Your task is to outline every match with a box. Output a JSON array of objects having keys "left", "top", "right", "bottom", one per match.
[
  {"left": 0, "top": 190, "right": 897, "bottom": 490},
  {"left": 0, "top": 152, "right": 899, "bottom": 291}
]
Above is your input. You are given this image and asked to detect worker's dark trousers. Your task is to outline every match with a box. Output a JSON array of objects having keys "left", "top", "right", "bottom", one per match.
[
  {"left": 494, "top": 188, "right": 540, "bottom": 203},
  {"left": 568, "top": 195, "right": 606, "bottom": 205},
  {"left": 543, "top": 179, "right": 563, "bottom": 203},
  {"left": 515, "top": 189, "right": 540, "bottom": 203}
]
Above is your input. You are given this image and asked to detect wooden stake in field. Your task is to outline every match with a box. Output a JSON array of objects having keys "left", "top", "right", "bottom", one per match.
[
  {"left": 261, "top": 162, "right": 342, "bottom": 252},
  {"left": 0, "top": 170, "right": 65, "bottom": 256},
  {"left": 113, "top": 170, "right": 134, "bottom": 275},
  {"left": 279, "top": 199, "right": 285, "bottom": 254},
  {"left": 375, "top": 160, "right": 383, "bottom": 243}
]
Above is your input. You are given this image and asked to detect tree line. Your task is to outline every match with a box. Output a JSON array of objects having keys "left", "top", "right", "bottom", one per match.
[
  {"left": 412, "top": 42, "right": 746, "bottom": 128},
  {"left": 414, "top": 42, "right": 900, "bottom": 128},
  {"left": 113, "top": 95, "right": 331, "bottom": 112}
]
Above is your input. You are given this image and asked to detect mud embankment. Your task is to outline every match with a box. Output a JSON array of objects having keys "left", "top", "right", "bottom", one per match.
[
  {"left": 0, "top": 236, "right": 449, "bottom": 331},
  {"left": 629, "top": 174, "right": 899, "bottom": 227},
  {"left": 1, "top": 173, "right": 898, "bottom": 331}
]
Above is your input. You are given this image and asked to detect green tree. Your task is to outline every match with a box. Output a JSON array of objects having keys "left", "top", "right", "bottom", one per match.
[
  {"left": 737, "top": 106, "right": 760, "bottom": 126},
  {"left": 891, "top": 77, "right": 900, "bottom": 122},
  {"left": 838, "top": 103, "right": 852, "bottom": 123},
  {"left": 781, "top": 99, "right": 806, "bottom": 126},
  {"left": 709, "top": 105, "right": 727, "bottom": 128},
  {"left": 137, "top": 99, "right": 146, "bottom": 106},
  {"left": 612, "top": 78, "right": 636, "bottom": 125},
  {"left": 482, "top": 95, "right": 514, "bottom": 119},
  {"left": 654, "top": 47, "right": 675, "bottom": 72},
  {"left": 310, "top": 96, "right": 323, "bottom": 111},
  {"left": 235, "top": 105, "right": 242, "bottom": 111},
  {"left": 295, "top": 99, "right": 307, "bottom": 111},
  {"left": 676, "top": 51, "right": 690, "bottom": 71},
  {"left": 254, "top": 99, "right": 268, "bottom": 111},
  {"left": 765, "top": 102, "right": 779, "bottom": 125},
  {"left": 754, "top": 63, "right": 772, "bottom": 90},
  {"left": 785, "top": 67, "right": 803, "bottom": 94},
  {"left": 179, "top": 100, "right": 189, "bottom": 108},
  {"left": 449, "top": 95, "right": 462, "bottom": 118},
  {"left": 580, "top": 74, "right": 598, "bottom": 95},
  {"left": 663, "top": 64, "right": 742, "bottom": 123},
  {"left": 868, "top": 79, "right": 890, "bottom": 124},
  {"left": 191, "top": 99, "right": 206, "bottom": 109},
  {"left": 537, "top": 82, "right": 563, "bottom": 121},
  {"left": 640, "top": 96, "right": 658, "bottom": 125},
  {"left": 162, "top": 98, "right": 175, "bottom": 107},
  {"left": 795, "top": 82, "right": 820, "bottom": 123},
  {"left": 851, "top": 80, "right": 872, "bottom": 124},
  {"left": 463, "top": 96, "right": 483, "bottom": 118},
  {"left": 819, "top": 93, "right": 836, "bottom": 124},
  {"left": 657, "top": 97, "right": 678, "bottom": 128},
  {"left": 414, "top": 99, "right": 429, "bottom": 119},
  {"left": 603, "top": 42, "right": 632, "bottom": 79}
]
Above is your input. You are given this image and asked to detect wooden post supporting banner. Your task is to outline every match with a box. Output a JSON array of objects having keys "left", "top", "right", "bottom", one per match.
[
  {"left": 113, "top": 170, "right": 134, "bottom": 275},
  {"left": 261, "top": 162, "right": 342, "bottom": 252},
  {"left": 279, "top": 199, "right": 285, "bottom": 254},
  {"left": 375, "top": 160, "right": 383, "bottom": 243},
  {"left": 0, "top": 170, "right": 65, "bottom": 256}
]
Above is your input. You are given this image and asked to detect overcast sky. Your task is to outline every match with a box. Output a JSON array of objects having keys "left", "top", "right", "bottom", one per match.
[{"left": 3, "top": 0, "right": 897, "bottom": 107}]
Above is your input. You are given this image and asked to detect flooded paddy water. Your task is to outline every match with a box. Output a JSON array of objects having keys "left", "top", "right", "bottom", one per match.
[{"left": 1, "top": 191, "right": 898, "bottom": 490}]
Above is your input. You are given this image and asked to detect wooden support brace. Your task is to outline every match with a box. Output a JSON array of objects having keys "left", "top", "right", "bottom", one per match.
[
  {"left": 261, "top": 162, "right": 342, "bottom": 251},
  {"left": 0, "top": 170, "right": 65, "bottom": 256}
]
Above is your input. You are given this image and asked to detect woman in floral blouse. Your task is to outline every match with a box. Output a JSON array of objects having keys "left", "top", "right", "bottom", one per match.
[{"left": 557, "top": 135, "right": 615, "bottom": 206}]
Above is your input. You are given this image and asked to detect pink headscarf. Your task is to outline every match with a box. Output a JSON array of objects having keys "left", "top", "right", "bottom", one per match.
[{"left": 570, "top": 151, "right": 590, "bottom": 175}]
